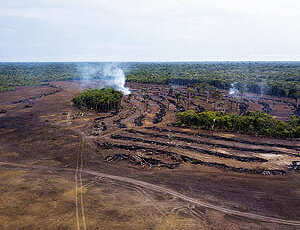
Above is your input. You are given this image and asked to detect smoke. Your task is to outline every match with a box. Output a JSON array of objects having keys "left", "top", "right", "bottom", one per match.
[
  {"left": 259, "top": 80, "right": 267, "bottom": 96},
  {"left": 229, "top": 82, "right": 239, "bottom": 96},
  {"left": 103, "top": 64, "right": 131, "bottom": 95},
  {"left": 77, "top": 63, "right": 131, "bottom": 95}
]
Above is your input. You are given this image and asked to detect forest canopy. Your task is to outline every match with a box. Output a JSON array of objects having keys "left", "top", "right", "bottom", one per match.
[
  {"left": 126, "top": 62, "right": 300, "bottom": 99},
  {"left": 176, "top": 110, "right": 300, "bottom": 138},
  {"left": 72, "top": 88, "right": 123, "bottom": 112},
  {"left": 0, "top": 62, "right": 299, "bottom": 99}
]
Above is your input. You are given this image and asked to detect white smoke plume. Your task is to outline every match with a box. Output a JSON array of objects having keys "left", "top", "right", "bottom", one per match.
[
  {"left": 229, "top": 82, "right": 239, "bottom": 96},
  {"left": 103, "top": 64, "right": 131, "bottom": 95},
  {"left": 77, "top": 63, "right": 131, "bottom": 95}
]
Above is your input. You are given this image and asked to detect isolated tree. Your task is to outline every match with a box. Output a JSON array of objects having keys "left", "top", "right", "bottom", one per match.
[
  {"left": 168, "top": 87, "right": 174, "bottom": 96},
  {"left": 239, "top": 85, "right": 245, "bottom": 99},
  {"left": 142, "top": 94, "right": 150, "bottom": 111},
  {"left": 166, "top": 98, "right": 170, "bottom": 110},
  {"left": 196, "top": 83, "right": 216, "bottom": 103},
  {"left": 127, "top": 93, "right": 132, "bottom": 102},
  {"left": 211, "top": 89, "right": 223, "bottom": 111},
  {"left": 228, "top": 99, "right": 233, "bottom": 112},
  {"left": 187, "top": 88, "right": 195, "bottom": 110},
  {"left": 296, "top": 91, "right": 300, "bottom": 107},
  {"left": 175, "top": 92, "right": 181, "bottom": 103},
  {"left": 289, "top": 88, "right": 300, "bottom": 107}
]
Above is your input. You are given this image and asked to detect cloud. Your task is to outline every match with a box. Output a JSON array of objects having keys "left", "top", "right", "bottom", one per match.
[{"left": 0, "top": 0, "right": 299, "bottom": 61}]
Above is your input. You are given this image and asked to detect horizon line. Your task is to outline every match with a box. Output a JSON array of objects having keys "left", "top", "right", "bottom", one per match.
[{"left": 1, "top": 60, "right": 300, "bottom": 63}]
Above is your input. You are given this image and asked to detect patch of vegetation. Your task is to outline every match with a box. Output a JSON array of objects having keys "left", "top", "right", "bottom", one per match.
[
  {"left": 73, "top": 88, "right": 123, "bottom": 112},
  {"left": 176, "top": 110, "right": 300, "bottom": 138},
  {"left": 0, "top": 86, "right": 16, "bottom": 93}
]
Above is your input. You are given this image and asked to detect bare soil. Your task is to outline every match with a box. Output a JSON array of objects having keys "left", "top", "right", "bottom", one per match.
[{"left": 0, "top": 81, "right": 299, "bottom": 230}]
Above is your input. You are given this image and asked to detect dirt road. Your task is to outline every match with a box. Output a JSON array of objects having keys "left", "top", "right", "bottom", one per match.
[{"left": 0, "top": 161, "right": 299, "bottom": 227}]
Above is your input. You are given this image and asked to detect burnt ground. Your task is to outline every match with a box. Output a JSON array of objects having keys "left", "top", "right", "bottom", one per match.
[{"left": 0, "top": 81, "right": 300, "bottom": 230}]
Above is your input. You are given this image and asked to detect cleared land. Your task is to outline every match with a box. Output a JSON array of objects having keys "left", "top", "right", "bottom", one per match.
[{"left": 0, "top": 81, "right": 300, "bottom": 230}]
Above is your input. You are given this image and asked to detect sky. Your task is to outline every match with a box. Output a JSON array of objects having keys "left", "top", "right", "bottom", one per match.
[{"left": 0, "top": 0, "right": 300, "bottom": 62}]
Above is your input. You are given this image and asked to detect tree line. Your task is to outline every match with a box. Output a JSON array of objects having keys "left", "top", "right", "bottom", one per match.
[
  {"left": 176, "top": 110, "right": 300, "bottom": 138},
  {"left": 1, "top": 62, "right": 299, "bottom": 100},
  {"left": 126, "top": 62, "right": 300, "bottom": 99}
]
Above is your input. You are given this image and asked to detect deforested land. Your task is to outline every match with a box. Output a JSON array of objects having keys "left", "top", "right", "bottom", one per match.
[{"left": 0, "top": 62, "right": 300, "bottom": 230}]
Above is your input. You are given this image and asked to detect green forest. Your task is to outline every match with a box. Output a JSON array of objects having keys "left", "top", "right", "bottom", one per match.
[
  {"left": 176, "top": 110, "right": 300, "bottom": 138},
  {"left": 0, "top": 62, "right": 299, "bottom": 99},
  {"left": 126, "top": 62, "right": 300, "bottom": 99},
  {"left": 72, "top": 88, "right": 123, "bottom": 112},
  {"left": 0, "top": 63, "right": 79, "bottom": 92}
]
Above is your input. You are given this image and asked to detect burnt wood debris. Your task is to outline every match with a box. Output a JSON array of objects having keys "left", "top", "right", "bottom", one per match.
[
  {"left": 99, "top": 142, "right": 286, "bottom": 175},
  {"left": 145, "top": 126, "right": 300, "bottom": 151}
]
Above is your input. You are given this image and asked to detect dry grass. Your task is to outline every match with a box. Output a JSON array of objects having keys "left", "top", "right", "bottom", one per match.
[{"left": 0, "top": 168, "right": 210, "bottom": 230}]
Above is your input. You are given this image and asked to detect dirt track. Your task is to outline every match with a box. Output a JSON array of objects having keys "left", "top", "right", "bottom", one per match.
[
  {"left": 0, "top": 161, "right": 299, "bottom": 227},
  {"left": 1, "top": 81, "right": 300, "bottom": 229}
]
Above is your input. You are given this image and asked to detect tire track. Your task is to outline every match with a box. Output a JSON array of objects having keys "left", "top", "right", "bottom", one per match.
[
  {"left": 113, "top": 181, "right": 167, "bottom": 216},
  {"left": 82, "top": 169, "right": 300, "bottom": 226},
  {"left": 74, "top": 136, "right": 87, "bottom": 230},
  {"left": 75, "top": 144, "right": 80, "bottom": 230},
  {"left": 1, "top": 161, "right": 300, "bottom": 226},
  {"left": 79, "top": 136, "right": 87, "bottom": 230}
]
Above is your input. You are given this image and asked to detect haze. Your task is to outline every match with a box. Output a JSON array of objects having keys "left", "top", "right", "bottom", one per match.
[{"left": 1, "top": 0, "right": 300, "bottom": 62}]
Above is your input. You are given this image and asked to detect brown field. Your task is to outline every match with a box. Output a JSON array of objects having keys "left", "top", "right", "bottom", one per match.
[{"left": 0, "top": 81, "right": 300, "bottom": 230}]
